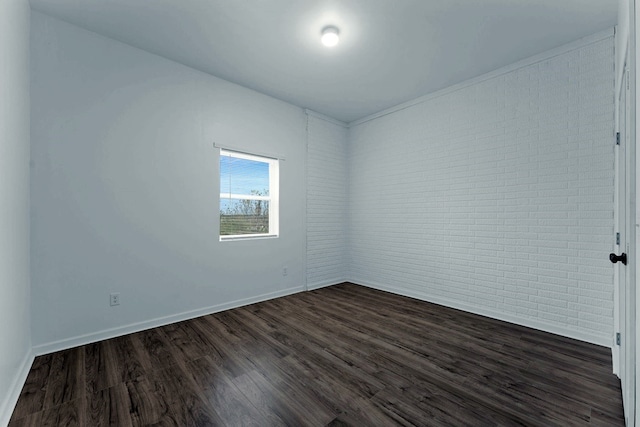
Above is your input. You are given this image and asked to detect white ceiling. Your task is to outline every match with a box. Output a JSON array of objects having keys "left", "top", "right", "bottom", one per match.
[{"left": 29, "top": 0, "right": 618, "bottom": 123}]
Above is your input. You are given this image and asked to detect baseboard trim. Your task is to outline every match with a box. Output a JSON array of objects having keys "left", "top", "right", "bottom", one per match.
[
  {"left": 0, "top": 348, "right": 34, "bottom": 427},
  {"left": 30, "top": 278, "right": 611, "bottom": 356},
  {"left": 351, "top": 279, "right": 610, "bottom": 347},
  {"left": 32, "top": 286, "right": 305, "bottom": 356},
  {"left": 307, "top": 279, "right": 345, "bottom": 291}
]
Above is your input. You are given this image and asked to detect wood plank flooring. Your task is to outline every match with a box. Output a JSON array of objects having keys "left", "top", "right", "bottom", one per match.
[{"left": 8, "top": 283, "right": 624, "bottom": 426}]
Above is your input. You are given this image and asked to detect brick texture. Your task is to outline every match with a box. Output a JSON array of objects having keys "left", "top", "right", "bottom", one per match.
[
  {"left": 306, "top": 114, "right": 349, "bottom": 288},
  {"left": 347, "top": 36, "right": 615, "bottom": 344}
]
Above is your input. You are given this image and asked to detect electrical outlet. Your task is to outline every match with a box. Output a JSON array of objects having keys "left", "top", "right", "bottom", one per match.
[
  {"left": 282, "top": 266, "right": 288, "bottom": 276},
  {"left": 110, "top": 293, "right": 120, "bottom": 306}
]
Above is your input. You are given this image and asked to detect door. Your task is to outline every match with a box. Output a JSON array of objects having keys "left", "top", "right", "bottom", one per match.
[{"left": 614, "top": 66, "right": 635, "bottom": 425}]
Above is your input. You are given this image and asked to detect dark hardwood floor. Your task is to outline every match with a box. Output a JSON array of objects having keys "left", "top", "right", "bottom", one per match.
[{"left": 9, "top": 283, "right": 624, "bottom": 426}]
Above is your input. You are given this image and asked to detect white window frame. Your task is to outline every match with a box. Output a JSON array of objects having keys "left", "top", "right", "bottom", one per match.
[{"left": 219, "top": 149, "right": 279, "bottom": 241}]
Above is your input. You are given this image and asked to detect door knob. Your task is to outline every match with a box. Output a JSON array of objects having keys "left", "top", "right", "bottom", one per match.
[{"left": 610, "top": 253, "right": 627, "bottom": 265}]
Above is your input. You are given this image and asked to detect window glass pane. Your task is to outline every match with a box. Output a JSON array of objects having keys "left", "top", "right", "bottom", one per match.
[
  {"left": 219, "top": 149, "right": 278, "bottom": 240},
  {"left": 220, "top": 199, "right": 270, "bottom": 235},
  {"left": 220, "top": 155, "right": 270, "bottom": 196}
]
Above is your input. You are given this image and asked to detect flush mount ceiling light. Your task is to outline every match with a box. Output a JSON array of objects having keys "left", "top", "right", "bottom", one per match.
[{"left": 321, "top": 26, "right": 340, "bottom": 47}]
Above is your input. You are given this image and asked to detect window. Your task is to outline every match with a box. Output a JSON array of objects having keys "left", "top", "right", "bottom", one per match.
[{"left": 219, "top": 149, "right": 279, "bottom": 240}]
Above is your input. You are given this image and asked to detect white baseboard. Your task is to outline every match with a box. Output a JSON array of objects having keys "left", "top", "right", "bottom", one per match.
[
  {"left": 9, "top": 278, "right": 613, "bottom": 425},
  {"left": 32, "top": 286, "right": 305, "bottom": 356},
  {"left": 307, "top": 279, "right": 346, "bottom": 291},
  {"left": 612, "top": 338, "right": 620, "bottom": 377},
  {"left": 0, "top": 348, "right": 34, "bottom": 427},
  {"left": 351, "top": 279, "right": 610, "bottom": 347}
]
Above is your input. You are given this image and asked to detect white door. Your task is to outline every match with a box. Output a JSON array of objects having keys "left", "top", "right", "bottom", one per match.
[{"left": 614, "top": 66, "right": 635, "bottom": 425}]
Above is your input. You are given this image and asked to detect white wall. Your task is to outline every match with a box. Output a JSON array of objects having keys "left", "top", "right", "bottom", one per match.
[
  {"left": 30, "top": 12, "right": 307, "bottom": 351},
  {"left": 0, "top": 0, "right": 32, "bottom": 422},
  {"left": 306, "top": 112, "right": 349, "bottom": 289},
  {"left": 618, "top": 0, "right": 631, "bottom": 96},
  {"left": 28, "top": 9, "right": 619, "bottom": 354},
  {"left": 348, "top": 33, "right": 616, "bottom": 346}
]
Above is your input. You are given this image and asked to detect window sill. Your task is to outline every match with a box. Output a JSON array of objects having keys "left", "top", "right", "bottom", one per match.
[{"left": 220, "top": 234, "right": 279, "bottom": 242}]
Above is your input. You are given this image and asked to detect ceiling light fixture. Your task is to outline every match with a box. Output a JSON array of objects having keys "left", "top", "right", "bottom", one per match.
[{"left": 321, "top": 26, "right": 340, "bottom": 47}]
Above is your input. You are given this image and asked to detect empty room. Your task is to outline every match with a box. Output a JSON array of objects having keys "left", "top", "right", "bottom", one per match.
[{"left": 2, "top": 0, "right": 639, "bottom": 425}]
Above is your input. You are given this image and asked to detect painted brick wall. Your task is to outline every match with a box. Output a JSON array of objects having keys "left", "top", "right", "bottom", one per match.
[
  {"left": 348, "top": 35, "right": 615, "bottom": 345},
  {"left": 306, "top": 113, "right": 349, "bottom": 289}
]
